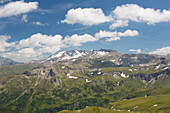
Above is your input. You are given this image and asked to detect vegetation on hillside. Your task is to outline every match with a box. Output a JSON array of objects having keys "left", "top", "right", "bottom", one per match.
[{"left": 0, "top": 52, "right": 169, "bottom": 113}]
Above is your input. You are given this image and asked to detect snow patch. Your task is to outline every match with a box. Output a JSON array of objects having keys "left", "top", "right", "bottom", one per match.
[
  {"left": 98, "top": 72, "right": 102, "bottom": 75},
  {"left": 67, "top": 73, "right": 78, "bottom": 79},
  {"left": 117, "top": 82, "right": 119, "bottom": 86},
  {"left": 153, "top": 104, "right": 157, "bottom": 107},
  {"left": 128, "top": 69, "right": 133, "bottom": 72},
  {"left": 72, "top": 59, "right": 76, "bottom": 62},
  {"left": 110, "top": 60, "right": 115, "bottom": 62},
  {"left": 134, "top": 69, "right": 137, "bottom": 71},
  {"left": 86, "top": 79, "right": 92, "bottom": 82},
  {"left": 163, "top": 67, "right": 168, "bottom": 70},
  {"left": 51, "top": 51, "right": 65, "bottom": 58},
  {"left": 121, "top": 73, "right": 129, "bottom": 78},
  {"left": 96, "top": 51, "right": 108, "bottom": 56},
  {"left": 156, "top": 65, "right": 160, "bottom": 70}
]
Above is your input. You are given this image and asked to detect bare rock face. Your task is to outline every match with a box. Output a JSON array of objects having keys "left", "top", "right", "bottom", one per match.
[
  {"left": 48, "top": 69, "right": 56, "bottom": 77},
  {"left": 23, "top": 66, "right": 57, "bottom": 77},
  {"left": 23, "top": 71, "right": 31, "bottom": 76},
  {"left": 23, "top": 65, "right": 63, "bottom": 87},
  {"left": 53, "top": 78, "right": 62, "bottom": 86},
  {"left": 25, "top": 66, "right": 47, "bottom": 76}
]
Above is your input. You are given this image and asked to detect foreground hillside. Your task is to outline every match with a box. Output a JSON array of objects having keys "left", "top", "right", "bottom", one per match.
[
  {"left": 0, "top": 108, "right": 22, "bottom": 113},
  {"left": 58, "top": 87, "right": 170, "bottom": 113},
  {"left": 109, "top": 87, "right": 170, "bottom": 113},
  {"left": 0, "top": 49, "right": 170, "bottom": 113},
  {"left": 58, "top": 107, "right": 131, "bottom": 113}
]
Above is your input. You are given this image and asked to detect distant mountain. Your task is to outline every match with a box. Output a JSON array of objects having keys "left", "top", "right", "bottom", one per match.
[
  {"left": 47, "top": 50, "right": 91, "bottom": 61},
  {"left": 40, "top": 49, "right": 169, "bottom": 67},
  {"left": 42, "top": 49, "right": 121, "bottom": 63},
  {"left": 0, "top": 56, "right": 18, "bottom": 65}
]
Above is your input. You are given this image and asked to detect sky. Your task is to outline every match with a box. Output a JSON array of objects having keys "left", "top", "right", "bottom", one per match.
[{"left": 0, "top": 0, "right": 170, "bottom": 62}]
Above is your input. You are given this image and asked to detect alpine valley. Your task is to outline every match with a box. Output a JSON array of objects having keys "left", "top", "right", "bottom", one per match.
[{"left": 0, "top": 49, "right": 170, "bottom": 113}]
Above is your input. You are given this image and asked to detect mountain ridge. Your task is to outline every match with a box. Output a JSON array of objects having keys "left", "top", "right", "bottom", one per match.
[
  {"left": 0, "top": 56, "right": 19, "bottom": 65},
  {"left": 33, "top": 49, "right": 169, "bottom": 68}
]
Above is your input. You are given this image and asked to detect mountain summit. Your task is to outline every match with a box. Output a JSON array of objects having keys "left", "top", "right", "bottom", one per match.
[{"left": 44, "top": 49, "right": 121, "bottom": 63}]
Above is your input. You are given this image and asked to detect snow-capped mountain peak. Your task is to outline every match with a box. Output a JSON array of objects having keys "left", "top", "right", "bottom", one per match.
[
  {"left": 46, "top": 50, "right": 90, "bottom": 61},
  {"left": 44, "top": 49, "right": 121, "bottom": 63}
]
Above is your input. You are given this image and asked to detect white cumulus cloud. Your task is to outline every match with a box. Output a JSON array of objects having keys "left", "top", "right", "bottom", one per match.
[
  {"left": 0, "top": 29, "right": 139, "bottom": 62},
  {"left": 1, "top": 48, "right": 42, "bottom": 62},
  {"left": 0, "top": 1, "right": 38, "bottom": 18},
  {"left": 118, "top": 29, "right": 139, "bottom": 37},
  {"left": 95, "top": 29, "right": 139, "bottom": 42},
  {"left": 32, "top": 21, "right": 48, "bottom": 26},
  {"left": 149, "top": 46, "right": 170, "bottom": 55},
  {"left": 109, "top": 19, "right": 129, "bottom": 29},
  {"left": 95, "top": 30, "right": 121, "bottom": 41},
  {"left": 113, "top": 4, "right": 170, "bottom": 24},
  {"left": 2, "top": 33, "right": 97, "bottom": 62},
  {"left": 16, "top": 33, "right": 64, "bottom": 51},
  {"left": 64, "top": 34, "right": 98, "bottom": 46},
  {"left": 129, "top": 49, "right": 141, "bottom": 53},
  {"left": 61, "top": 8, "right": 113, "bottom": 26},
  {"left": 0, "top": 35, "right": 16, "bottom": 52},
  {"left": 61, "top": 4, "right": 170, "bottom": 28},
  {"left": 2, "top": 33, "right": 65, "bottom": 62}
]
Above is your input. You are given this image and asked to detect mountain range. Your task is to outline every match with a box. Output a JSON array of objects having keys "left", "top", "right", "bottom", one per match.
[
  {"left": 0, "top": 49, "right": 169, "bottom": 113},
  {"left": 33, "top": 49, "right": 170, "bottom": 66}
]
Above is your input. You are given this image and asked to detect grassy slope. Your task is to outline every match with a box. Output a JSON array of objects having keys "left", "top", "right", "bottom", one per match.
[
  {"left": 58, "top": 107, "right": 131, "bottom": 113},
  {"left": 0, "top": 65, "right": 145, "bottom": 113},
  {"left": 0, "top": 108, "right": 22, "bottom": 113},
  {"left": 111, "top": 94, "right": 170, "bottom": 113},
  {"left": 0, "top": 64, "right": 39, "bottom": 78},
  {"left": 58, "top": 87, "right": 170, "bottom": 113},
  {"left": 0, "top": 62, "right": 169, "bottom": 113},
  {"left": 110, "top": 87, "right": 170, "bottom": 113}
]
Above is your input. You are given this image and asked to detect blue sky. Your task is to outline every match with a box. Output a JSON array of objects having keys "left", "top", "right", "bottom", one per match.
[{"left": 0, "top": 0, "right": 170, "bottom": 62}]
